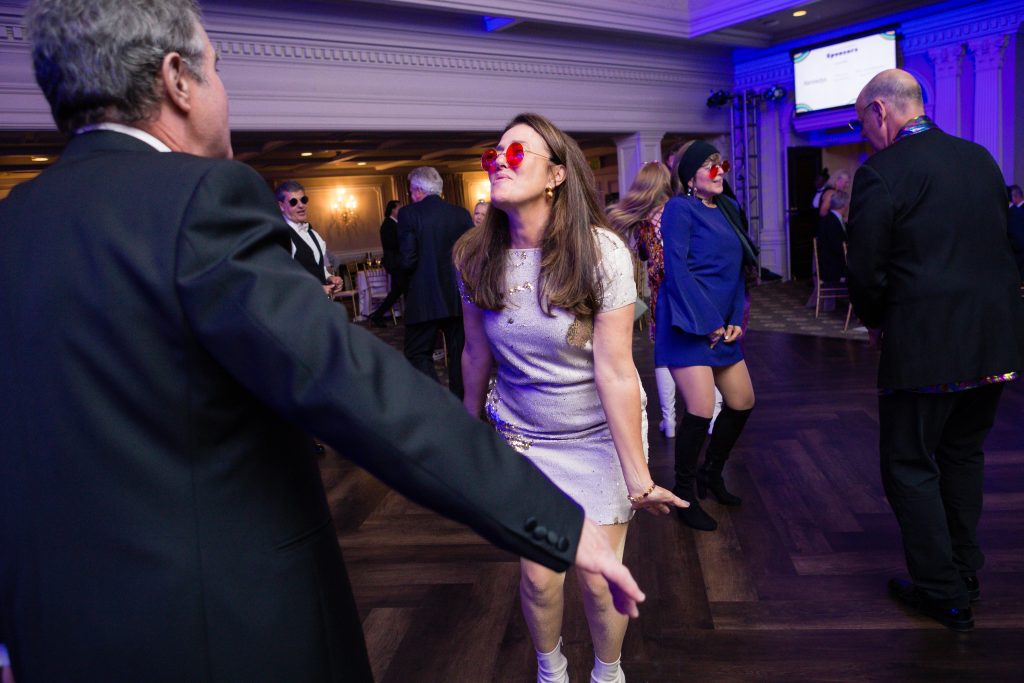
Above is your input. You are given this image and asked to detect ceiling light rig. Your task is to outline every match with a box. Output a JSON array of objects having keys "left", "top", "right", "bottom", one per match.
[
  {"left": 706, "top": 85, "right": 787, "bottom": 109},
  {"left": 706, "top": 89, "right": 732, "bottom": 108}
]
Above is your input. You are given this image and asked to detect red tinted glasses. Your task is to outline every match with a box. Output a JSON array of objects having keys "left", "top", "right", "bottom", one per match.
[
  {"left": 705, "top": 160, "right": 730, "bottom": 180},
  {"left": 481, "top": 142, "right": 552, "bottom": 173}
]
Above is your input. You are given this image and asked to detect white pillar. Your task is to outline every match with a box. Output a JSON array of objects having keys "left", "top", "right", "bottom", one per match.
[
  {"left": 928, "top": 43, "right": 965, "bottom": 136},
  {"left": 614, "top": 131, "right": 664, "bottom": 197},
  {"left": 969, "top": 35, "right": 1009, "bottom": 168}
]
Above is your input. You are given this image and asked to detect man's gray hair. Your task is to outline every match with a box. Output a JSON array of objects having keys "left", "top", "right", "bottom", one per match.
[
  {"left": 829, "top": 189, "right": 849, "bottom": 211},
  {"left": 860, "top": 70, "right": 924, "bottom": 114},
  {"left": 409, "top": 167, "right": 443, "bottom": 196},
  {"left": 275, "top": 180, "right": 305, "bottom": 202},
  {"left": 25, "top": 0, "right": 207, "bottom": 135}
]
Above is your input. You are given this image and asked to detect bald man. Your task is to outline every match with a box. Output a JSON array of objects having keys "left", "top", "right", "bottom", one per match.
[{"left": 847, "top": 69, "right": 1024, "bottom": 631}]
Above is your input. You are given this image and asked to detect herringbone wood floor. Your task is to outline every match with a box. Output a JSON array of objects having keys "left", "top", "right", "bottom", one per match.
[{"left": 320, "top": 326, "right": 1024, "bottom": 682}]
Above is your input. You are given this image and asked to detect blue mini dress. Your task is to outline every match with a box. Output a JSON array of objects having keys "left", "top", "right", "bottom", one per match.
[{"left": 655, "top": 195, "right": 746, "bottom": 368}]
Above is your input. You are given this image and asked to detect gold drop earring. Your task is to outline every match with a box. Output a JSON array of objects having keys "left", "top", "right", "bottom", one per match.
[{"left": 545, "top": 186, "right": 554, "bottom": 199}]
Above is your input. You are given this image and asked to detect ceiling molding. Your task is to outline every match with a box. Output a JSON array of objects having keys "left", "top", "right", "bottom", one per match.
[
  {"left": 901, "top": 2, "right": 1023, "bottom": 55},
  {"left": 212, "top": 35, "right": 711, "bottom": 87},
  {"left": 355, "top": 0, "right": 692, "bottom": 39},
  {"left": 688, "top": 0, "right": 801, "bottom": 38}
]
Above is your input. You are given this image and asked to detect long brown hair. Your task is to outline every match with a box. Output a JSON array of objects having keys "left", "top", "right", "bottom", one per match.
[
  {"left": 453, "top": 112, "right": 609, "bottom": 316},
  {"left": 606, "top": 161, "right": 671, "bottom": 246}
]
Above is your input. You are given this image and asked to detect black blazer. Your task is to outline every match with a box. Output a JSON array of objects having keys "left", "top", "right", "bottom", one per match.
[
  {"left": 398, "top": 194, "right": 472, "bottom": 325},
  {"left": 847, "top": 128, "right": 1024, "bottom": 389},
  {"left": 379, "top": 216, "right": 401, "bottom": 274},
  {"left": 1008, "top": 203, "right": 1024, "bottom": 280},
  {"left": 816, "top": 211, "right": 847, "bottom": 283},
  {"left": 0, "top": 132, "right": 582, "bottom": 682}
]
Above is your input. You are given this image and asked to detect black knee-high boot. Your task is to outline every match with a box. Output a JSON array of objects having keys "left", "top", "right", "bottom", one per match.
[
  {"left": 674, "top": 412, "right": 717, "bottom": 531},
  {"left": 697, "top": 405, "right": 753, "bottom": 506}
]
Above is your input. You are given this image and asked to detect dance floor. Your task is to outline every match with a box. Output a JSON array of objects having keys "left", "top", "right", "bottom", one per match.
[{"left": 320, "top": 323, "right": 1024, "bottom": 682}]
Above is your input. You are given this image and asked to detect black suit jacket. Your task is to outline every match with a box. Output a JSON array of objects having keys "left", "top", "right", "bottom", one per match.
[
  {"left": 0, "top": 132, "right": 582, "bottom": 682},
  {"left": 398, "top": 194, "right": 472, "bottom": 324},
  {"left": 379, "top": 216, "right": 401, "bottom": 274},
  {"left": 816, "top": 211, "right": 847, "bottom": 283},
  {"left": 1008, "top": 203, "right": 1024, "bottom": 280},
  {"left": 847, "top": 128, "right": 1024, "bottom": 389}
]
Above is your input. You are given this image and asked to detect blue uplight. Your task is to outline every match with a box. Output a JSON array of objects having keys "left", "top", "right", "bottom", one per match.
[{"left": 483, "top": 16, "right": 517, "bottom": 32}]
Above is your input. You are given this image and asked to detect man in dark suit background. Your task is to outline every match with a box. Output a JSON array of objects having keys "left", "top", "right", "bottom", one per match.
[
  {"left": 847, "top": 69, "right": 1024, "bottom": 632},
  {"left": 1008, "top": 184, "right": 1024, "bottom": 281},
  {"left": 0, "top": 2, "right": 644, "bottom": 681},
  {"left": 399, "top": 166, "right": 472, "bottom": 397},
  {"left": 816, "top": 189, "right": 848, "bottom": 286},
  {"left": 368, "top": 199, "right": 406, "bottom": 326}
]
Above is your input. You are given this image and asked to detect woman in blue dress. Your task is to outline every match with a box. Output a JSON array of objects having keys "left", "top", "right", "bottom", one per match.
[{"left": 656, "top": 140, "right": 756, "bottom": 531}]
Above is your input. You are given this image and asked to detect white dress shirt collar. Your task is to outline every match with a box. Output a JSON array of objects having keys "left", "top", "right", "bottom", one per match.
[
  {"left": 74, "top": 122, "right": 172, "bottom": 152},
  {"left": 284, "top": 217, "right": 311, "bottom": 233}
]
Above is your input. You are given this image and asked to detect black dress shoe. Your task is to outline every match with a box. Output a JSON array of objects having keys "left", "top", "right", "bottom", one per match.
[
  {"left": 963, "top": 575, "right": 980, "bottom": 602},
  {"left": 368, "top": 314, "right": 387, "bottom": 328},
  {"left": 888, "top": 578, "right": 974, "bottom": 632}
]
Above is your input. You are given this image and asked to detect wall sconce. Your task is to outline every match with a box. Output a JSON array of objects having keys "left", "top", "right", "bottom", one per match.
[
  {"left": 474, "top": 180, "right": 491, "bottom": 204},
  {"left": 330, "top": 189, "right": 358, "bottom": 227}
]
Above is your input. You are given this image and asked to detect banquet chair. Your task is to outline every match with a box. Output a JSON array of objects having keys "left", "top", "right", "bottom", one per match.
[
  {"left": 812, "top": 238, "right": 853, "bottom": 331},
  {"left": 363, "top": 267, "right": 398, "bottom": 324},
  {"left": 330, "top": 264, "right": 359, "bottom": 319}
]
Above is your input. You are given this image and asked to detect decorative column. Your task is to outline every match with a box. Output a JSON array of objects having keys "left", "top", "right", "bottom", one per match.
[
  {"left": 614, "top": 131, "right": 664, "bottom": 197},
  {"left": 968, "top": 35, "right": 1009, "bottom": 168},
  {"left": 927, "top": 43, "right": 965, "bottom": 135}
]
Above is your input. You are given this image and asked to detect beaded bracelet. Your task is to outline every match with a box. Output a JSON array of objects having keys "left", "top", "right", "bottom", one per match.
[{"left": 627, "top": 482, "right": 656, "bottom": 505}]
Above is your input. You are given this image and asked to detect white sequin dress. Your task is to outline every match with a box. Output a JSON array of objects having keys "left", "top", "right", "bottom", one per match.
[{"left": 467, "top": 228, "right": 648, "bottom": 525}]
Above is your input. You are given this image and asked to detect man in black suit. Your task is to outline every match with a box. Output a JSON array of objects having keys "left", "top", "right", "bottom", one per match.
[
  {"left": 368, "top": 199, "right": 406, "bottom": 326},
  {"left": 276, "top": 179, "right": 344, "bottom": 298},
  {"left": 847, "top": 69, "right": 1024, "bottom": 632},
  {"left": 1008, "top": 184, "right": 1024, "bottom": 281},
  {"left": 0, "top": 2, "right": 643, "bottom": 681},
  {"left": 399, "top": 166, "right": 472, "bottom": 398}
]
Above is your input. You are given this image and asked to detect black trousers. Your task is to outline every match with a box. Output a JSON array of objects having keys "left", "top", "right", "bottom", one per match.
[
  {"left": 404, "top": 316, "right": 464, "bottom": 399},
  {"left": 370, "top": 270, "right": 408, "bottom": 319},
  {"left": 878, "top": 383, "right": 1005, "bottom": 607}
]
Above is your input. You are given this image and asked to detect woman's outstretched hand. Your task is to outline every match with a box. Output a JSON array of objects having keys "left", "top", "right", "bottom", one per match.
[{"left": 629, "top": 485, "right": 688, "bottom": 515}]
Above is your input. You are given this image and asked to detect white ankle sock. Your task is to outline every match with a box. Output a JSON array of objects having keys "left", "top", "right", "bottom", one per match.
[
  {"left": 590, "top": 654, "right": 625, "bottom": 683},
  {"left": 537, "top": 638, "right": 569, "bottom": 683}
]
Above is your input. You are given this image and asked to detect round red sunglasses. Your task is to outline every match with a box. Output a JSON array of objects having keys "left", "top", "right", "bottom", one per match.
[
  {"left": 705, "top": 160, "right": 730, "bottom": 180},
  {"left": 481, "top": 142, "right": 553, "bottom": 173}
]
